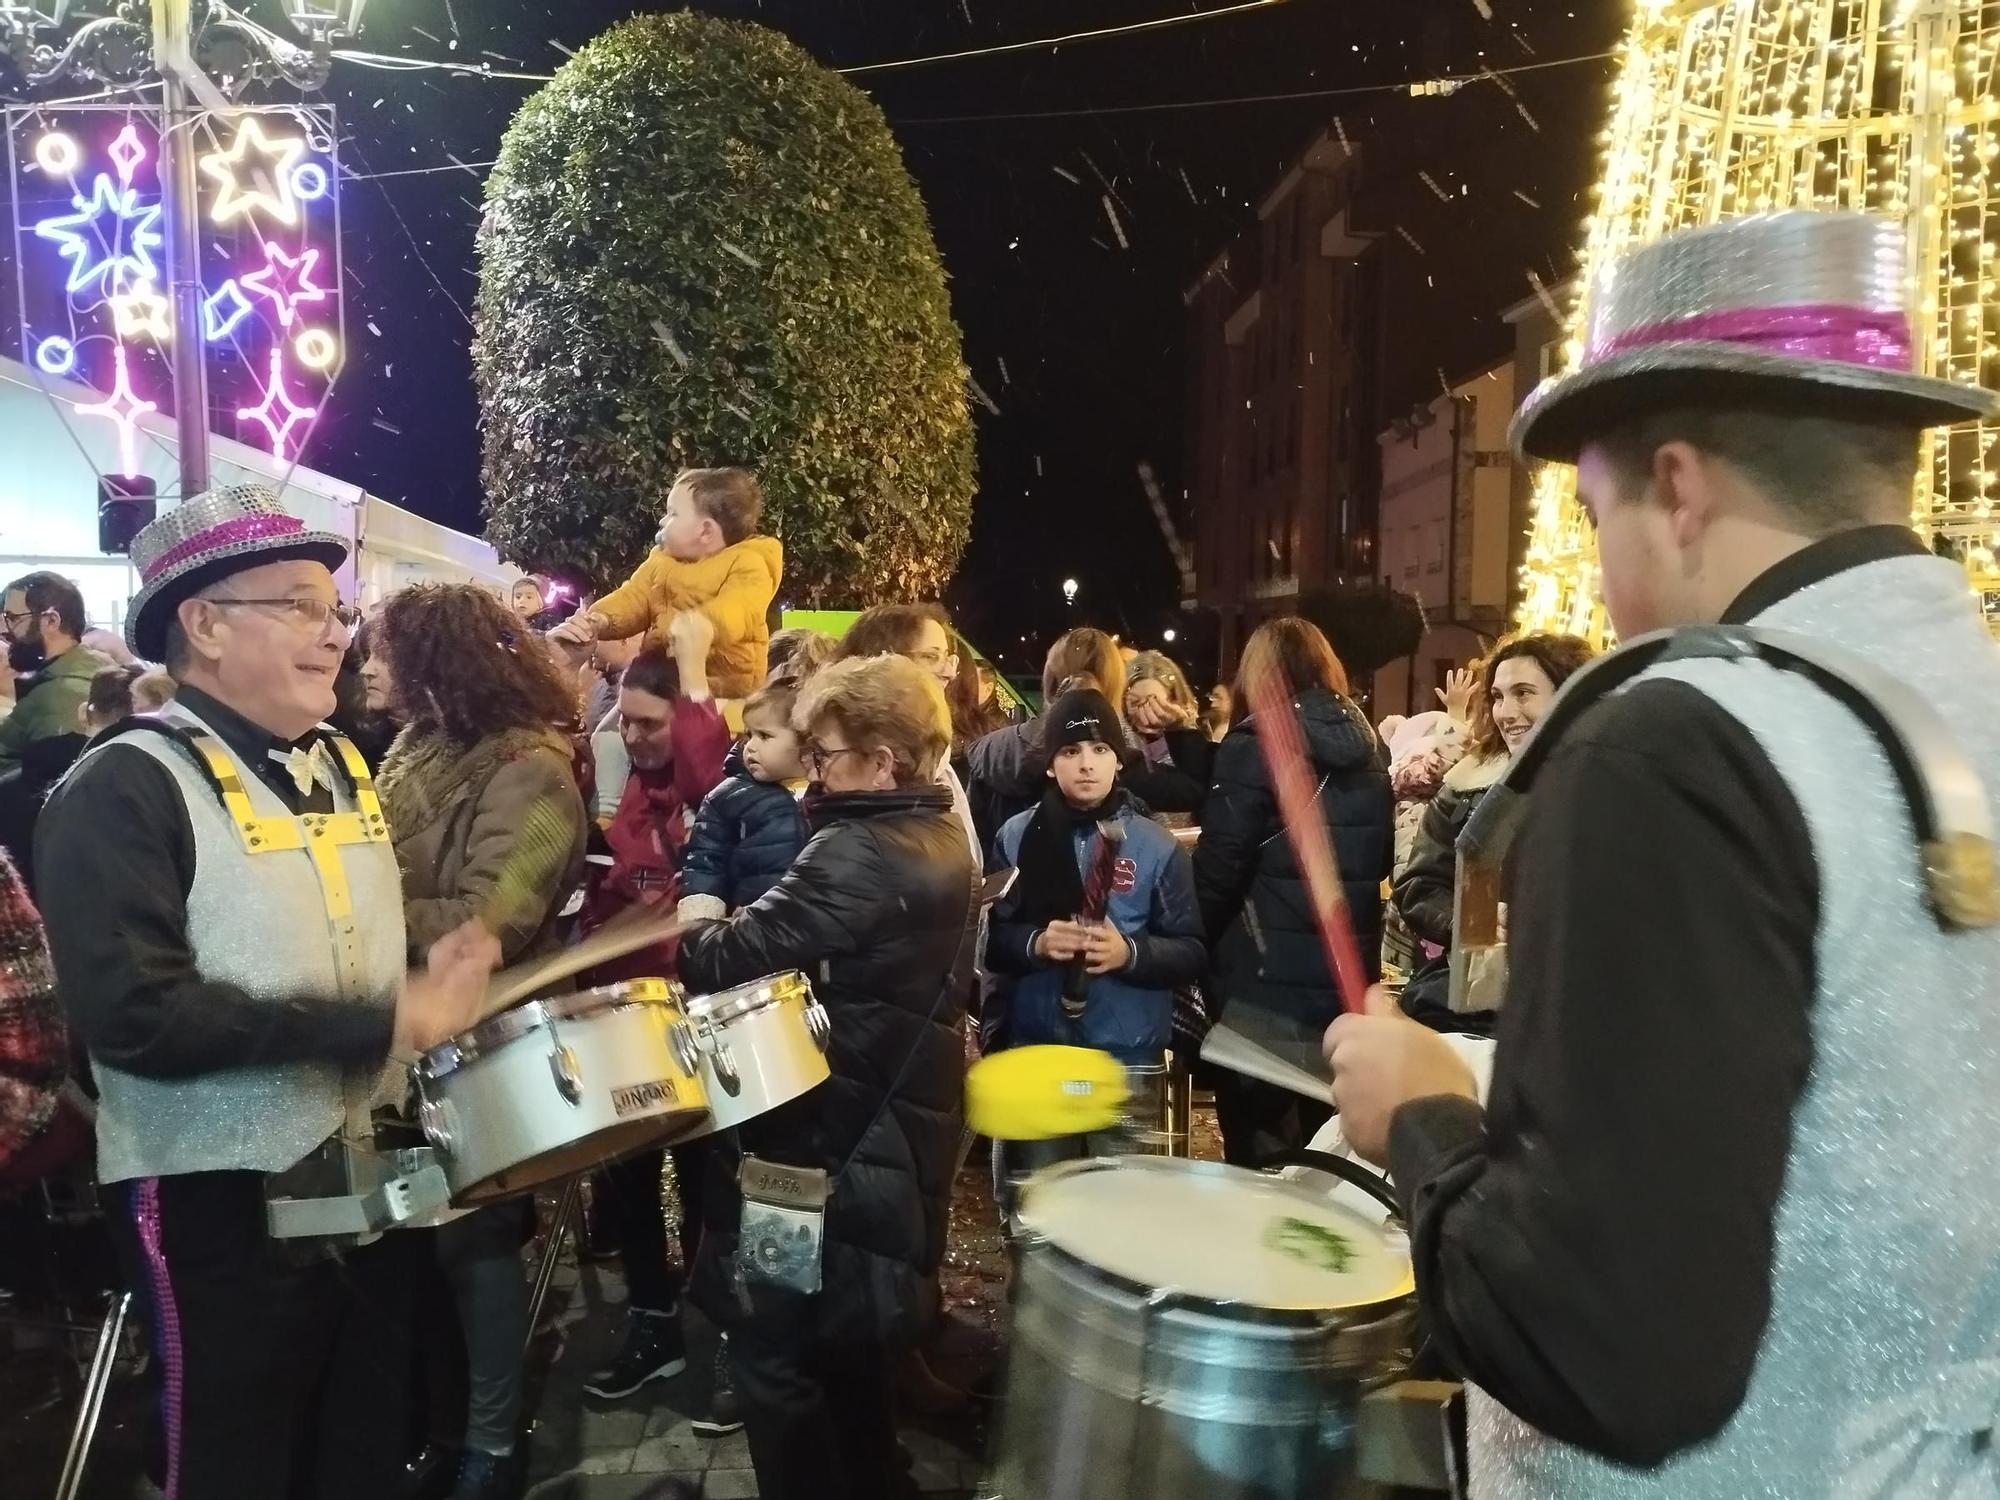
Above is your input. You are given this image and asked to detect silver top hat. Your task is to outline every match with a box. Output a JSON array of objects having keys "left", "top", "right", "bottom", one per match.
[
  {"left": 125, "top": 483, "right": 348, "bottom": 660},
  {"left": 1511, "top": 211, "right": 2000, "bottom": 463}
]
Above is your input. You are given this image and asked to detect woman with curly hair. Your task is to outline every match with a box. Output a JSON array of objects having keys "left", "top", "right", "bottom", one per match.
[{"left": 368, "top": 583, "right": 589, "bottom": 1500}]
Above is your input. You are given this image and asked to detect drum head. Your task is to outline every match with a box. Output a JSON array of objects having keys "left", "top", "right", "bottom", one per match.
[
  {"left": 686, "top": 970, "right": 812, "bottom": 1027},
  {"left": 1019, "top": 1157, "right": 1413, "bottom": 1313}
]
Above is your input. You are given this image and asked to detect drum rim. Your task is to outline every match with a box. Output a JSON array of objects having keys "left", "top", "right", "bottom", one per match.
[
  {"left": 1016, "top": 1155, "right": 1415, "bottom": 1322},
  {"left": 416, "top": 977, "right": 687, "bottom": 1080},
  {"left": 685, "top": 970, "right": 813, "bottom": 1028}
]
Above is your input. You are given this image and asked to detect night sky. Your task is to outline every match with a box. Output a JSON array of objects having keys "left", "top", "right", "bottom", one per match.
[{"left": 302, "top": 0, "right": 1622, "bottom": 671}]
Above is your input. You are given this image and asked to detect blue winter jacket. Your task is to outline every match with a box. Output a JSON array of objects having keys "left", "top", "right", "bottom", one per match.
[
  {"left": 681, "top": 764, "right": 810, "bottom": 912},
  {"left": 985, "top": 790, "right": 1206, "bottom": 1065}
]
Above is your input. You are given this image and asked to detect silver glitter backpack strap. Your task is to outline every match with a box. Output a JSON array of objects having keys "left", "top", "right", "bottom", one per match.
[{"left": 1460, "top": 625, "right": 1999, "bottom": 932}]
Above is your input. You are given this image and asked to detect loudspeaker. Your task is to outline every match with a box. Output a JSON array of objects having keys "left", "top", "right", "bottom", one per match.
[{"left": 98, "top": 474, "right": 158, "bottom": 555}]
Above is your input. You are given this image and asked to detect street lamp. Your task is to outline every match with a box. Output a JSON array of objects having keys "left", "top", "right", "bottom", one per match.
[
  {"left": 1062, "top": 577, "right": 1079, "bottom": 607},
  {"left": 1163, "top": 627, "right": 1177, "bottom": 644}
]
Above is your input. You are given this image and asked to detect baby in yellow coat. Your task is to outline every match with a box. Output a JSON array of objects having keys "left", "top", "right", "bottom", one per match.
[{"left": 552, "top": 466, "right": 784, "bottom": 700}]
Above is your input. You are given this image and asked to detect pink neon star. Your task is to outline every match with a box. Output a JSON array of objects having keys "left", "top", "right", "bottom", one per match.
[
  {"left": 237, "top": 348, "right": 317, "bottom": 459},
  {"left": 78, "top": 343, "right": 158, "bottom": 476},
  {"left": 240, "top": 242, "right": 327, "bottom": 329}
]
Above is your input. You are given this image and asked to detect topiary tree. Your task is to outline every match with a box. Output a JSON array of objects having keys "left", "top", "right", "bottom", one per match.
[{"left": 474, "top": 13, "right": 976, "bottom": 603}]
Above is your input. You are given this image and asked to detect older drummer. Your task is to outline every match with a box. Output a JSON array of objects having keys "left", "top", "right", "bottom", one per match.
[
  {"left": 1327, "top": 213, "right": 2000, "bottom": 1496},
  {"left": 35, "top": 486, "right": 496, "bottom": 1500},
  {"left": 677, "top": 654, "right": 978, "bottom": 1500}
]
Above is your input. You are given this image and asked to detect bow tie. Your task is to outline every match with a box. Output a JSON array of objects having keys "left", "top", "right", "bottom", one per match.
[{"left": 269, "top": 742, "right": 335, "bottom": 797}]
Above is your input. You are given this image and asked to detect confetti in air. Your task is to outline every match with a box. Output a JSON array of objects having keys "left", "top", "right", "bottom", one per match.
[
  {"left": 1332, "top": 117, "right": 1351, "bottom": 152},
  {"left": 1514, "top": 101, "right": 1541, "bottom": 132},
  {"left": 1512, "top": 189, "right": 1542, "bottom": 208},
  {"left": 651, "top": 321, "right": 691, "bottom": 367},
  {"left": 1471, "top": 0, "right": 1494, "bottom": 15},
  {"left": 997, "top": 355, "right": 1011, "bottom": 386},
  {"left": 968, "top": 375, "right": 1002, "bottom": 416},
  {"left": 718, "top": 240, "right": 761, "bottom": 269},
  {"left": 1525, "top": 269, "right": 1561, "bottom": 321},
  {"left": 1419, "top": 171, "right": 1451, "bottom": 202},
  {"left": 1052, "top": 165, "right": 1080, "bottom": 185},
  {"left": 1102, "top": 195, "right": 1129, "bottom": 250},
  {"left": 1396, "top": 226, "right": 1425, "bottom": 255}
]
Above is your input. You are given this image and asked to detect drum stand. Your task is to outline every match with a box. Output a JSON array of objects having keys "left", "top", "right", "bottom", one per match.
[
  {"left": 523, "top": 1176, "right": 583, "bottom": 1354},
  {"left": 50, "top": 1291, "right": 129, "bottom": 1500}
]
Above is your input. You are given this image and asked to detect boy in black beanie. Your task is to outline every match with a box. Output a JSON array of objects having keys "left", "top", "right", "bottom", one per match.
[{"left": 985, "top": 687, "right": 1206, "bottom": 1171}]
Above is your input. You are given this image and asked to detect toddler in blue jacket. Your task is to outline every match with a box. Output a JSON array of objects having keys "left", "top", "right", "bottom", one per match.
[
  {"left": 986, "top": 687, "right": 1205, "bottom": 1172},
  {"left": 676, "top": 678, "right": 811, "bottom": 924}
]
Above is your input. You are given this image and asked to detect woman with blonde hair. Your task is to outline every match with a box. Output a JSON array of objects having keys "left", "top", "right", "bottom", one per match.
[
  {"left": 1193, "top": 616, "right": 1392, "bottom": 1166},
  {"left": 677, "top": 653, "right": 977, "bottom": 1500}
]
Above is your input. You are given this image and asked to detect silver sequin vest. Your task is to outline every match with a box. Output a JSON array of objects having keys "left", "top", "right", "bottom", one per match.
[
  {"left": 1471, "top": 554, "right": 2000, "bottom": 1499},
  {"left": 87, "top": 703, "right": 406, "bottom": 1184}
]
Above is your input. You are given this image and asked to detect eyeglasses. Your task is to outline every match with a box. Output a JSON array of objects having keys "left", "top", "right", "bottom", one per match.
[
  {"left": 0, "top": 608, "right": 43, "bottom": 636},
  {"left": 205, "top": 596, "right": 360, "bottom": 633},
  {"left": 905, "top": 648, "right": 958, "bottom": 675},
  {"left": 803, "top": 741, "right": 875, "bottom": 776}
]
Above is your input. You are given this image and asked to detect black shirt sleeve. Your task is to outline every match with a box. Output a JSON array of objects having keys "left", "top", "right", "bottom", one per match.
[
  {"left": 36, "top": 742, "right": 395, "bottom": 1079},
  {"left": 1384, "top": 679, "right": 1818, "bottom": 1467}
]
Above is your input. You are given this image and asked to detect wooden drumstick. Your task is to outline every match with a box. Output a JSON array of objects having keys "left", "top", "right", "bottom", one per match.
[{"left": 478, "top": 904, "right": 684, "bottom": 1018}]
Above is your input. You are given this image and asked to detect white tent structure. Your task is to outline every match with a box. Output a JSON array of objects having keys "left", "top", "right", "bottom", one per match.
[{"left": 0, "top": 354, "right": 516, "bottom": 636}]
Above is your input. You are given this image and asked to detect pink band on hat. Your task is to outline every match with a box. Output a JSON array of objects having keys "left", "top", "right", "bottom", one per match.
[
  {"left": 1593, "top": 302, "right": 1913, "bottom": 372},
  {"left": 141, "top": 513, "right": 307, "bottom": 583}
]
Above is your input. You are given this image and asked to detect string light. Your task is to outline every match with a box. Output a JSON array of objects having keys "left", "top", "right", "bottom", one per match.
[
  {"left": 79, "top": 342, "right": 157, "bottom": 475},
  {"left": 237, "top": 346, "right": 317, "bottom": 458},
  {"left": 1518, "top": 0, "right": 2000, "bottom": 637},
  {"left": 34, "top": 174, "right": 163, "bottom": 295},
  {"left": 201, "top": 115, "right": 307, "bottom": 227}
]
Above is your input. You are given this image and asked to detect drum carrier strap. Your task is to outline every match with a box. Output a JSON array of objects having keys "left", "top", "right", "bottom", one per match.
[{"left": 1457, "top": 623, "right": 2000, "bottom": 935}]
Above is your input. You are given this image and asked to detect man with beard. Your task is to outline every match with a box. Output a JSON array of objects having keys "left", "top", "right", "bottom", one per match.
[{"left": 0, "top": 572, "right": 109, "bottom": 772}]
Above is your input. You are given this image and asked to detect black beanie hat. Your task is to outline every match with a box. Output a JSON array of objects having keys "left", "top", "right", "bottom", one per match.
[{"left": 1045, "top": 688, "right": 1122, "bottom": 756}]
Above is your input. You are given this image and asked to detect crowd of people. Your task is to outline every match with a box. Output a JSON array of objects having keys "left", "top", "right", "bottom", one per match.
[{"left": 1, "top": 209, "right": 1997, "bottom": 1500}]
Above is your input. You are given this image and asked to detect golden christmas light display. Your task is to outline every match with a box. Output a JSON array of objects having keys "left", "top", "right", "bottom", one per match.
[{"left": 1517, "top": 0, "right": 2000, "bottom": 641}]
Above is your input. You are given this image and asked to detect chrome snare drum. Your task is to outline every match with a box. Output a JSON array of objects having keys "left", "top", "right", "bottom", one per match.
[
  {"left": 414, "top": 979, "right": 710, "bottom": 1204},
  {"left": 681, "top": 971, "right": 832, "bottom": 1138}
]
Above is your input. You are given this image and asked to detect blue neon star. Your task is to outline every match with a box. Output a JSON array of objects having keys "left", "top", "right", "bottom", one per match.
[{"left": 35, "top": 173, "right": 164, "bottom": 296}]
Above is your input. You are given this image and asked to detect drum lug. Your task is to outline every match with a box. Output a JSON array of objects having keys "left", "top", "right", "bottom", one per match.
[
  {"left": 804, "top": 1002, "right": 832, "bottom": 1054},
  {"left": 550, "top": 1045, "right": 584, "bottom": 1106},
  {"left": 712, "top": 1040, "right": 742, "bottom": 1098},
  {"left": 418, "top": 1099, "right": 456, "bottom": 1156},
  {"left": 669, "top": 1021, "right": 701, "bottom": 1079}
]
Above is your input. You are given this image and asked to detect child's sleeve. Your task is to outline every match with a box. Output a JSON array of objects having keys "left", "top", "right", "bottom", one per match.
[
  {"left": 677, "top": 782, "right": 736, "bottom": 922},
  {"left": 1124, "top": 840, "right": 1208, "bottom": 988},
  {"left": 982, "top": 816, "right": 1043, "bottom": 975},
  {"left": 589, "top": 554, "right": 662, "bottom": 641},
  {"left": 671, "top": 696, "right": 732, "bottom": 809},
  {"left": 591, "top": 726, "right": 630, "bottom": 827},
  {"left": 699, "top": 545, "right": 780, "bottom": 645}
]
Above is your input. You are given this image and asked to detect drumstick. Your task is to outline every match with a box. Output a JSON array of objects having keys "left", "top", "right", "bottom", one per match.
[
  {"left": 479, "top": 903, "right": 683, "bottom": 1017},
  {"left": 1201, "top": 1022, "right": 1335, "bottom": 1106},
  {"left": 1242, "top": 657, "right": 1372, "bottom": 1017}
]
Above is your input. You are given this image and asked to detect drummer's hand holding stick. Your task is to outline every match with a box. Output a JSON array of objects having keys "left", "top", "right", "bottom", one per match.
[
  {"left": 394, "top": 920, "right": 505, "bottom": 1057},
  {"left": 1323, "top": 987, "right": 1477, "bottom": 1167}
]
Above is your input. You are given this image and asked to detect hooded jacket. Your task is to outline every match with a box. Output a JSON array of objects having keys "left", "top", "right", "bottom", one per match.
[
  {"left": 590, "top": 534, "right": 784, "bottom": 699},
  {"left": 1193, "top": 687, "right": 1392, "bottom": 1054}
]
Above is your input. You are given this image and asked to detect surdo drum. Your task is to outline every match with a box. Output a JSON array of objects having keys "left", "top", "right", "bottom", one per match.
[
  {"left": 991, "top": 1155, "right": 1414, "bottom": 1500},
  {"left": 414, "top": 979, "right": 709, "bottom": 1204}
]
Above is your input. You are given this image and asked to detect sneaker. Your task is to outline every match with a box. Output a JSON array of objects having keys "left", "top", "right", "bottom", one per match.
[
  {"left": 690, "top": 1337, "right": 745, "bottom": 1436},
  {"left": 450, "top": 1447, "right": 525, "bottom": 1500},
  {"left": 583, "top": 1307, "right": 688, "bottom": 1399},
  {"left": 403, "top": 1442, "right": 461, "bottom": 1500}
]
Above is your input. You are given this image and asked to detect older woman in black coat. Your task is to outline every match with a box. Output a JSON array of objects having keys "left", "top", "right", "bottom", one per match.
[
  {"left": 1194, "top": 617, "right": 1392, "bottom": 1168},
  {"left": 677, "top": 654, "right": 977, "bottom": 1500}
]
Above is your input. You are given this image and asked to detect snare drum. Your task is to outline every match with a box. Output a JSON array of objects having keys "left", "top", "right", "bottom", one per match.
[
  {"left": 414, "top": 979, "right": 710, "bottom": 1204},
  {"left": 681, "top": 971, "right": 832, "bottom": 1138},
  {"left": 992, "top": 1155, "right": 1413, "bottom": 1500}
]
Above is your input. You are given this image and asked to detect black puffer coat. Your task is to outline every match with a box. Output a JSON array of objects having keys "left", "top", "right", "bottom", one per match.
[
  {"left": 677, "top": 784, "right": 978, "bottom": 1347},
  {"left": 1193, "top": 687, "right": 1392, "bottom": 1064},
  {"left": 679, "top": 771, "right": 809, "bottom": 913}
]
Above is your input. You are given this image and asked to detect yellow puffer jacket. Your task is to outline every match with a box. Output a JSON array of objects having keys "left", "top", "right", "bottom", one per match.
[{"left": 591, "top": 534, "right": 784, "bottom": 699}]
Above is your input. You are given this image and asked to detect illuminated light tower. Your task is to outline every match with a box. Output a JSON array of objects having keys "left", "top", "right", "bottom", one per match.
[{"left": 1517, "top": 0, "right": 2000, "bottom": 640}]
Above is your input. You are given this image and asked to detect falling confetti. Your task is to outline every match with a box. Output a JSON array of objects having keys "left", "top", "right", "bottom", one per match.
[
  {"left": 1332, "top": 117, "right": 1351, "bottom": 152},
  {"left": 1471, "top": 0, "right": 1494, "bottom": 16},
  {"left": 549, "top": 39, "right": 577, "bottom": 58},
  {"left": 1396, "top": 226, "right": 1426, "bottom": 255},
  {"left": 1515, "top": 101, "right": 1542, "bottom": 132},
  {"left": 1179, "top": 166, "right": 1199, "bottom": 204},
  {"left": 372, "top": 418, "right": 403, "bottom": 435},
  {"left": 1052, "top": 165, "right": 1080, "bottom": 185},
  {"left": 967, "top": 376, "right": 1002, "bottom": 416},
  {"left": 651, "top": 321, "right": 691, "bottom": 367},
  {"left": 445, "top": 153, "right": 480, "bottom": 177},
  {"left": 718, "top": 240, "right": 762, "bottom": 269},
  {"left": 1419, "top": 171, "right": 1451, "bottom": 202},
  {"left": 1513, "top": 189, "right": 1542, "bottom": 208},
  {"left": 1102, "top": 195, "right": 1129, "bottom": 250},
  {"left": 997, "top": 356, "right": 1011, "bottom": 386},
  {"left": 1525, "top": 269, "right": 1562, "bottom": 320}
]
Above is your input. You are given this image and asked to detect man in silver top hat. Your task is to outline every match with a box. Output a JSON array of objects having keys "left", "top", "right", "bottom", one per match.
[
  {"left": 1327, "top": 211, "right": 2000, "bottom": 1497},
  {"left": 35, "top": 484, "right": 498, "bottom": 1499}
]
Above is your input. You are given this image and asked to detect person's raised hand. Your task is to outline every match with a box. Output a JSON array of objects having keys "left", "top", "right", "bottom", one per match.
[
  {"left": 669, "top": 608, "right": 716, "bottom": 664},
  {"left": 1436, "top": 667, "right": 1479, "bottom": 727},
  {"left": 1323, "top": 985, "right": 1477, "bottom": 1165},
  {"left": 393, "top": 921, "right": 504, "bottom": 1057}
]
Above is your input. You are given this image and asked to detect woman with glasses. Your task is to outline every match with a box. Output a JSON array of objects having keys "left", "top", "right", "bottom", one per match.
[
  {"left": 369, "top": 584, "right": 589, "bottom": 1500},
  {"left": 676, "top": 654, "right": 977, "bottom": 1500}
]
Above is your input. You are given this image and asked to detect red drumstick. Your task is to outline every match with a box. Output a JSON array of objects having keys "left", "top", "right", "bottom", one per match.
[{"left": 1243, "top": 658, "right": 1372, "bottom": 1016}]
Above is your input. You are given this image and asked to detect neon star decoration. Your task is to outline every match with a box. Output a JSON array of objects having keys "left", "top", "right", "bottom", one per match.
[
  {"left": 237, "top": 347, "right": 317, "bottom": 459},
  {"left": 240, "top": 243, "right": 327, "bottom": 328},
  {"left": 111, "top": 279, "right": 173, "bottom": 341},
  {"left": 202, "top": 279, "right": 255, "bottom": 342},
  {"left": 35, "top": 175, "right": 164, "bottom": 295},
  {"left": 201, "top": 116, "right": 306, "bottom": 227},
  {"left": 108, "top": 125, "right": 148, "bottom": 187},
  {"left": 79, "top": 343, "right": 157, "bottom": 476}
]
